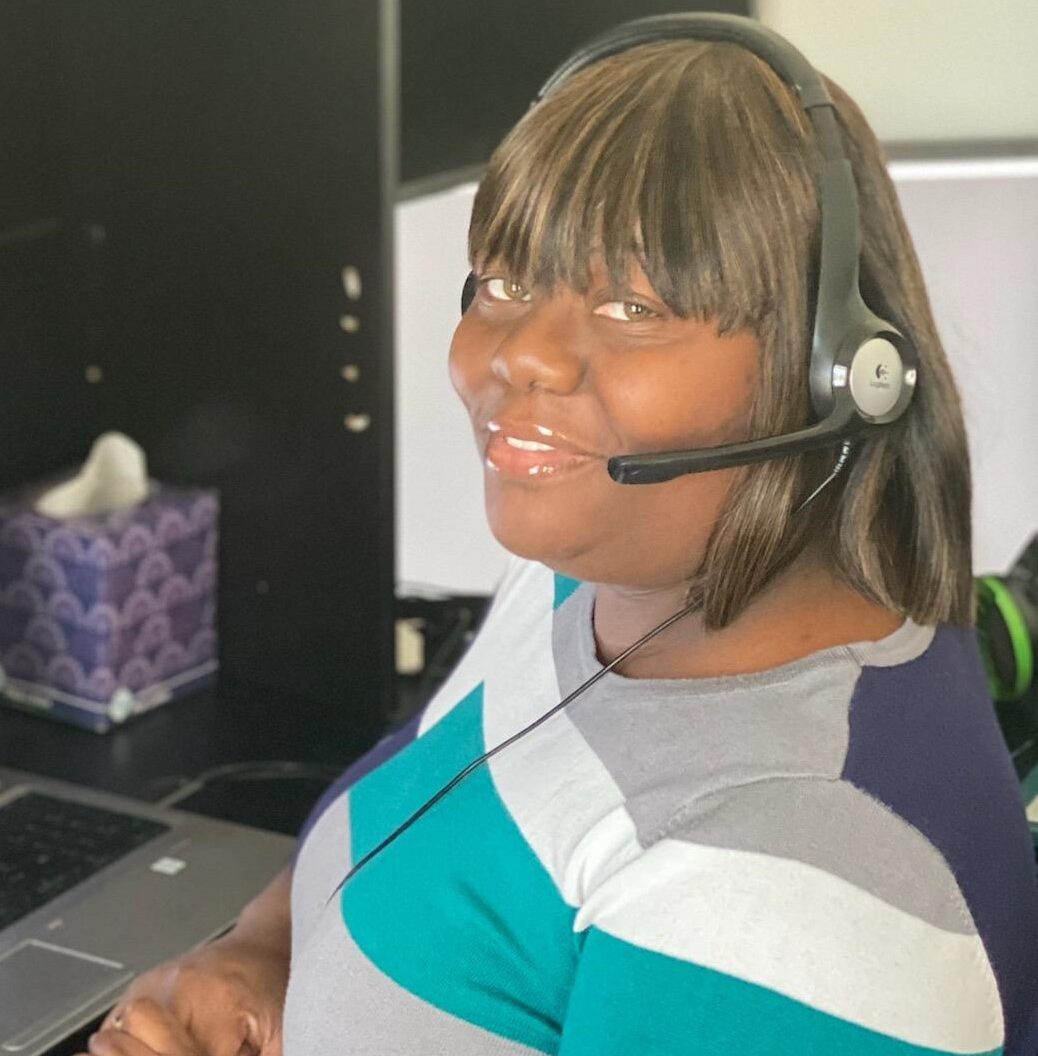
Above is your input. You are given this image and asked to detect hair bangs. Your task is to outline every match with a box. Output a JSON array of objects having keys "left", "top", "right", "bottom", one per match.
[{"left": 469, "top": 41, "right": 816, "bottom": 336}]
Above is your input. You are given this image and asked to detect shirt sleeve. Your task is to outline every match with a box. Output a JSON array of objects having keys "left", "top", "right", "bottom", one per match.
[{"left": 556, "top": 797, "right": 1004, "bottom": 1056}]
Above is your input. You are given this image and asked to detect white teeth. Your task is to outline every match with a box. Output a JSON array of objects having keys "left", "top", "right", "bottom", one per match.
[{"left": 504, "top": 436, "right": 555, "bottom": 451}]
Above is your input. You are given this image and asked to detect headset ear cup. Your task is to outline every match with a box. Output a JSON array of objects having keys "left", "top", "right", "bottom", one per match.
[{"left": 461, "top": 272, "right": 477, "bottom": 315}]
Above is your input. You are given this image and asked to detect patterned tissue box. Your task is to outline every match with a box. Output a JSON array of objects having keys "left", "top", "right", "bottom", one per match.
[{"left": 0, "top": 484, "right": 218, "bottom": 733}]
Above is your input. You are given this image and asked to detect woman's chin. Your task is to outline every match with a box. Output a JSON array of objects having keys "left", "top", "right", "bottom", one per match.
[
  {"left": 486, "top": 518, "right": 575, "bottom": 567},
  {"left": 484, "top": 495, "right": 592, "bottom": 570}
]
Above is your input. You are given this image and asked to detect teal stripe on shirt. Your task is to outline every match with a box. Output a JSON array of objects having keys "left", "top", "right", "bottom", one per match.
[
  {"left": 558, "top": 927, "right": 1003, "bottom": 1056},
  {"left": 344, "top": 683, "right": 578, "bottom": 1053},
  {"left": 554, "top": 573, "right": 582, "bottom": 610}
]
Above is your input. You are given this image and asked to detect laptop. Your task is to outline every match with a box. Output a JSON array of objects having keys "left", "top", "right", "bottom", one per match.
[{"left": 0, "top": 767, "right": 295, "bottom": 1055}]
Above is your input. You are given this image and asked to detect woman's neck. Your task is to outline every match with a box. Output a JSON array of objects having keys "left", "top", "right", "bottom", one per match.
[{"left": 591, "top": 551, "right": 904, "bottom": 680}]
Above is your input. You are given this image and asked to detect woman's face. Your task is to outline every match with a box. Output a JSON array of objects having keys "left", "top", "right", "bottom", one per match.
[{"left": 449, "top": 258, "right": 760, "bottom": 589}]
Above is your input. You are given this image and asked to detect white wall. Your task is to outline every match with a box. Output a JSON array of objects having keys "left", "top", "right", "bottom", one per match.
[
  {"left": 890, "top": 157, "right": 1038, "bottom": 575},
  {"left": 755, "top": 0, "right": 1038, "bottom": 142},
  {"left": 394, "top": 184, "right": 510, "bottom": 596},
  {"left": 395, "top": 160, "right": 1038, "bottom": 595}
]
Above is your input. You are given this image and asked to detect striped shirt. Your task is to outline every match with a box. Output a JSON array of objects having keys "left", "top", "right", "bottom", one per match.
[{"left": 284, "top": 557, "right": 1038, "bottom": 1054}]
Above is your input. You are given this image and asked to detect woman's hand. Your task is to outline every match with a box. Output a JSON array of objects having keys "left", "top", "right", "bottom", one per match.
[
  {"left": 68, "top": 856, "right": 292, "bottom": 1056},
  {"left": 81, "top": 930, "right": 290, "bottom": 1056},
  {"left": 84, "top": 997, "right": 203, "bottom": 1056}
]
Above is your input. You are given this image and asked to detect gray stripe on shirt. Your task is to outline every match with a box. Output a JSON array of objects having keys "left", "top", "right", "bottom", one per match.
[
  {"left": 555, "top": 583, "right": 856, "bottom": 842},
  {"left": 284, "top": 891, "right": 550, "bottom": 1056},
  {"left": 661, "top": 776, "right": 976, "bottom": 935}
]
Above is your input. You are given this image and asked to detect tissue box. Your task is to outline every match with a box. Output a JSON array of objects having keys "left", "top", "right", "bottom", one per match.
[{"left": 0, "top": 484, "right": 218, "bottom": 733}]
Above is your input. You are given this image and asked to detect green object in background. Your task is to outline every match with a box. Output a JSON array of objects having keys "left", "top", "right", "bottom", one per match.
[
  {"left": 976, "top": 574, "right": 1035, "bottom": 702},
  {"left": 974, "top": 542, "right": 1038, "bottom": 851}
]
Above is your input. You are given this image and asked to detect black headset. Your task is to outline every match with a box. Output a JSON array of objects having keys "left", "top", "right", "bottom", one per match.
[
  {"left": 332, "top": 14, "right": 919, "bottom": 896},
  {"left": 460, "top": 12, "right": 918, "bottom": 485}
]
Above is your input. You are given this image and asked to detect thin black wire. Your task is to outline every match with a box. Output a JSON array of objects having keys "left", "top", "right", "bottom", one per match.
[
  {"left": 793, "top": 439, "right": 853, "bottom": 514},
  {"left": 326, "top": 451, "right": 853, "bottom": 902},
  {"left": 327, "top": 597, "right": 699, "bottom": 902},
  {"left": 156, "top": 760, "right": 342, "bottom": 809}
]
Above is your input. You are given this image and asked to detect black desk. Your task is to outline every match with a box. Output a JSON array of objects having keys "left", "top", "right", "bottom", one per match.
[{"left": 0, "top": 681, "right": 388, "bottom": 833}]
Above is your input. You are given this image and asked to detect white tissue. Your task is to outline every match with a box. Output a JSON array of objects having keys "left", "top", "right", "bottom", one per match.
[{"left": 35, "top": 432, "right": 150, "bottom": 519}]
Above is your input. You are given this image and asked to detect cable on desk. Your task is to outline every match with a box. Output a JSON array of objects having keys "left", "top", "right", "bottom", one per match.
[
  {"left": 152, "top": 760, "right": 343, "bottom": 809},
  {"left": 412, "top": 607, "right": 475, "bottom": 705}
]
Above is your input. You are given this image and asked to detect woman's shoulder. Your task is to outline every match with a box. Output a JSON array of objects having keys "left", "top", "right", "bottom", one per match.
[
  {"left": 574, "top": 770, "right": 1009, "bottom": 1056},
  {"left": 573, "top": 609, "right": 1038, "bottom": 1053}
]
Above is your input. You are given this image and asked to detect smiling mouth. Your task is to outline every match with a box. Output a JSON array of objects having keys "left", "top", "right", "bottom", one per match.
[{"left": 484, "top": 434, "right": 601, "bottom": 479}]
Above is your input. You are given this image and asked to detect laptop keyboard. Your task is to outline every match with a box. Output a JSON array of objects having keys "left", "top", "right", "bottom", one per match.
[{"left": 0, "top": 792, "right": 170, "bottom": 931}]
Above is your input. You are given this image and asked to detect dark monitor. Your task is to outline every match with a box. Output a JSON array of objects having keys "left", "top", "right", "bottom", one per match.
[{"left": 400, "top": 1, "right": 751, "bottom": 189}]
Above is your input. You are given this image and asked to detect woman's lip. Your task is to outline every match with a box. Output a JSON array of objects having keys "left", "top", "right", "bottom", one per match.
[
  {"left": 485, "top": 419, "right": 600, "bottom": 457},
  {"left": 484, "top": 434, "right": 600, "bottom": 479}
]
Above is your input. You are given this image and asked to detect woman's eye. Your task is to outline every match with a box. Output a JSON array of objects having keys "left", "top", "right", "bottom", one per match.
[
  {"left": 481, "top": 277, "right": 532, "bottom": 303},
  {"left": 594, "top": 300, "right": 657, "bottom": 322}
]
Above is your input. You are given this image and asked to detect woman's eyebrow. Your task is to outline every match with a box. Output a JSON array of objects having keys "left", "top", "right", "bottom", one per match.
[
  {"left": 599, "top": 280, "right": 639, "bottom": 298},
  {"left": 473, "top": 257, "right": 513, "bottom": 275},
  {"left": 595, "top": 266, "right": 663, "bottom": 299}
]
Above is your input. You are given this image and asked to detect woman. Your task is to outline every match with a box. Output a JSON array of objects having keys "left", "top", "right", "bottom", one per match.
[{"left": 81, "top": 25, "right": 1038, "bottom": 1056}]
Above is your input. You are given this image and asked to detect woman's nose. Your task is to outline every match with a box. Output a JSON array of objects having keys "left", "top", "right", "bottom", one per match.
[{"left": 489, "top": 302, "right": 585, "bottom": 395}]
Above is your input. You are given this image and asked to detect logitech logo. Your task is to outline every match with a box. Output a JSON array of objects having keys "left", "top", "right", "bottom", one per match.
[{"left": 871, "top": 362, "right": 891, "bottom": 389}]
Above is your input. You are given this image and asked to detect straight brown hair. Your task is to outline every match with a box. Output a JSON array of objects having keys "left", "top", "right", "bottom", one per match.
[{"left": 469, "top": 40, "right": 973, "bottom": 628}]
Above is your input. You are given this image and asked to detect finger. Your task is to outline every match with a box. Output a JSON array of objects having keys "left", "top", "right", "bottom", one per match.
[
  {"left": 99, "top": 1003, "right": 164, "bottom": 1042},
  {"left": 117, "top": 998, "right": 200, "bottom": 1054},
  {"left": 178, "top": 1003, "right": 256, "bottom": 1056},
  {"left": 103, "top": 967, "right": 175, "bottom": 1031},
  {"left": 100, "top": 1003, "right": 125, "bottom": 1033},
  {"left": 163, "top": 981, "right": 257, "bottom": 1056},
  {"left": 87, "top": 1028, "right": 162, "bottom": 1056}
]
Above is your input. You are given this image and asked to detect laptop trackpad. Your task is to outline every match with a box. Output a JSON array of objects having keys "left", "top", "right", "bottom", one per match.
[{"left": 0, "top": 941, "right": 130, "bottom": 1052}]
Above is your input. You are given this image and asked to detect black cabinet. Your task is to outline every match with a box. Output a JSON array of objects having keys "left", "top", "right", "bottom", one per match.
[{"left": 2, "top": 2, "right": 397, "bottom": 753}]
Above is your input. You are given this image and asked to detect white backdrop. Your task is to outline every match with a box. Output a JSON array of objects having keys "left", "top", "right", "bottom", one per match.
[
  {"left": 755, "top": 0, "right": 1038, "bottom": 142},
  {"left": 394, "top": 159, "right": 1038, "bottom": 595},
  {"left": 394, "top": 183, "right": 509, "bottom": 595}
]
